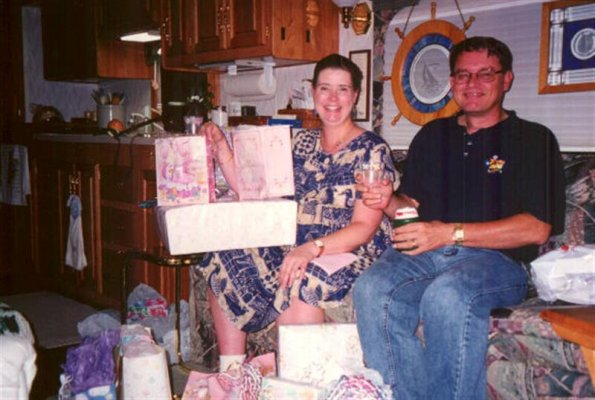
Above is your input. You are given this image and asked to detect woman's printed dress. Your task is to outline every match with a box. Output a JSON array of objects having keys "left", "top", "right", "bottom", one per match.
[{"left": 196, "top": 129, "right": 397, "bottom": 332}]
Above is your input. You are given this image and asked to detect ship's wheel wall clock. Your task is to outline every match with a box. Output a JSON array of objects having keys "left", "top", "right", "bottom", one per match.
[{"left": 391, "top": 19, "right": 467, "bottom": 126}]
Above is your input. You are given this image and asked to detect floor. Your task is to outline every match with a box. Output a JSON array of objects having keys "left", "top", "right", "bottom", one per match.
[{"left": 0, "top": 291, "right": 201, "bottom": 399}]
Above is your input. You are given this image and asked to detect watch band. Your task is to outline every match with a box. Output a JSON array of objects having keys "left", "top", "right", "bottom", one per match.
[{"left": 313, "top": 239, "right": 325, "bottom": 257}]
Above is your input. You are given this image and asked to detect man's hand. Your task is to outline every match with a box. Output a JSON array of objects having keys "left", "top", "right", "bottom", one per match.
[{"left": 392, "top": 221, "right": 451, "bottom": 255}]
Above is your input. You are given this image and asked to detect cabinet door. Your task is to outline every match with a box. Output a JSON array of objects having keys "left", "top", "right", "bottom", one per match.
[
  {"left": 42, "top": 0, "right": 98, "bottom": 80},
  {"left": 227, "top": 0, "right": 269, "bottom": 52},
  {"left": 160, "top": 0, "right": 200, "bottom": 66}
]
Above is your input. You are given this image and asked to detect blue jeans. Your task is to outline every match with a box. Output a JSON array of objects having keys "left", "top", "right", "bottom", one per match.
[{"left": 353, "top": 246, "right": 527, "bottom": 400}]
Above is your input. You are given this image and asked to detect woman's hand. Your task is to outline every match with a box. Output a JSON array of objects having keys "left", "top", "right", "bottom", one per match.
[
  {"left": 200, "top": 121, "right": 226, "bottom": 145},
  {"left": 278, "top": 243, "right": 317, "bottom": 289},
  {"left": 355, "top": 178, "right": 394, "bottom": 211}
]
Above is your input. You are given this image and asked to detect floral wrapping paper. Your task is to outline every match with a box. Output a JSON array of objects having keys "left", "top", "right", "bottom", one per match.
[
  {"left": 232, "top": 125, "right": 295, "bottom": 200},
  {"left": 277, "top": 323, "right": 365, "bottom": 387},
  {"left": 259, "top": 377, "right": 324, "bottom": 400},
  {"left": 155, "top": 135, "right": 215, "bottom": 206}
]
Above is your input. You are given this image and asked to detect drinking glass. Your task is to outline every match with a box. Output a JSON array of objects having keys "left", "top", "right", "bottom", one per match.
[{"left": 355, "top": 160, "right": 385, "bottom": 185}]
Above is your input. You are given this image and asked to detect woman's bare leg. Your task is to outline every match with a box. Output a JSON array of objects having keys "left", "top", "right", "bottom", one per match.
[
  {"left": 207, "top": 289, "right": 246, "bottom": 355},
  {"left": 277, "top": 298, "right": 325, "bottom": 325}
]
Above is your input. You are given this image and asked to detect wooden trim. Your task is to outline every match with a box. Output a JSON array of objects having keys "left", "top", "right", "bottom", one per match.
[{"left": 538, "top": 0, "right": 595, "bottom": 94}]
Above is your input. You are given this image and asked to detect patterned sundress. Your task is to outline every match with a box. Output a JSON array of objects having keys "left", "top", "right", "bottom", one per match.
[{"left": 195, "top": 129, "right": 397, "bottom": 332}]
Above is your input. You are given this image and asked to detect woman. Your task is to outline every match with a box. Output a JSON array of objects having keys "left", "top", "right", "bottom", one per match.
[{"left": 197, "top": 53, "right": 397, "bottom": 371}]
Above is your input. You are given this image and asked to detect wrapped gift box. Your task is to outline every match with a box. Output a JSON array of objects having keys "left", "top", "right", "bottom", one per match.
[
  {"left": 278, "top": 323, "right": 364, "bottom": 387},
  {"left": 233, "top": 125, "right": 294, "bottom": 200},
  {"left": 155, "top": 135, "right": 215, "bottom": 206},
  {"left": 156, "top": 198, "right": 297, "bottom": 255},
  {"left": 259, "top": 377, "right": 324, "bottom": 400}
]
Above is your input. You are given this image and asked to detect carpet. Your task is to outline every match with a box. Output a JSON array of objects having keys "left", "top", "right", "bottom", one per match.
[{"left": 0, "top": 291, "right": 97, "bottom": 349}]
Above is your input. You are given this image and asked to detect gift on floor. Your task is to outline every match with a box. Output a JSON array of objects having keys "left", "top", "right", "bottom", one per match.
[
  {"left": 278, "top": 323, "right": 365, "bottom": 387},
  {"left": 233, "top": 125, "right": 294, "bottom": 200},
  {"left": 156, "top": 198, "right": 297, "bottom": 255},
  {"left": 120, "top": 325, "right": 171, "bottom": 400},
  {"left": 259, "top": 376, "right": 324, "bottom": 400},
  {"left": 155, "top": 135, "right": 215, "bottom": 206}
]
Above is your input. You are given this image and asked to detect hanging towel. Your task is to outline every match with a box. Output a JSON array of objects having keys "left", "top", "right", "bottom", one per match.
[
  {"left": 0, "top": 145, "right": 31, "bottom": 206},
  {"left": 65, "top": 194, "right": 88, "bottom": 271}
]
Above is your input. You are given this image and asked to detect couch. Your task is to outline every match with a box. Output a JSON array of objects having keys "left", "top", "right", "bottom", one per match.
[{"left": 187, "top": 151, "right": 595, "bottom": 398}]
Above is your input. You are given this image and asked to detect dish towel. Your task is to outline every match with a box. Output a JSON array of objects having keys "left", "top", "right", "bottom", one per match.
[
  {"left": 65, "top": 194, "right": 88, "bottom": 271},
  {"left": 0, "top": 145, "right": 31, "bottom": 206}
]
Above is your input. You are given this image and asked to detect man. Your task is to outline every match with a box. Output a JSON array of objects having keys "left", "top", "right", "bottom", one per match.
[{"left": 353, "top": 36, "right": 565, "bottom": 400}]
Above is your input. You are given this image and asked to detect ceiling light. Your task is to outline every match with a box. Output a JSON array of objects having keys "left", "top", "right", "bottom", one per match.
[{"left": 120, "top": 30, "right": 161, "bottom": 43}]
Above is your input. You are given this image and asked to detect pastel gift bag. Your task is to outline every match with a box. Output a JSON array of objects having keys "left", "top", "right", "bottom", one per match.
[
  {"left": 155, "top": 135, "right": 215, "bottom": 206},
  {"left": 232, "top": 125, "right": 294, "bottom": 200}
]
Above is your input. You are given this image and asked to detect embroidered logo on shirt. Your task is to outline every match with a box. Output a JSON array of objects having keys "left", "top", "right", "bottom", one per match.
[{"left": 486, "top": 155, "right": 506, "bottom": 174}]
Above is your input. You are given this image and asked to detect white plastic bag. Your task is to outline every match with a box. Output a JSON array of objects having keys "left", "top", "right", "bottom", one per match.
[{"left": 531, "top": 245, "right": 595, "bottom": 305}]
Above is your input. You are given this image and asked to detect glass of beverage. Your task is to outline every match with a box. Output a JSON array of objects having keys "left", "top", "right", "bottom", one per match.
[{"left": 355, "top": 160, "right": 385, "bottom": 185}]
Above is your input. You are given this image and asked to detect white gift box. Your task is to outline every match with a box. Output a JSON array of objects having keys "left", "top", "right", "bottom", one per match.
[
  {"left": 277, "top": 323, "right": 365, "bottom": 387},
  {"left": 156, "top": 198, "right": 297, "bottom": 255},
  {"left": 259, "top": 376, "right": 324, "bottom": 400}
]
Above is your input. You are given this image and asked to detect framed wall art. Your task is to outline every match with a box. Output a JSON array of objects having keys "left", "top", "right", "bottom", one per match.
[
  {"left": 349, "top": 49, "right": 371, "bottom": 121},
  {"left": 539, "top": 0, "right": 595, "bottom": 94},
  {"left": 390, "top": 19, "right": 466, "bottom": 126}
]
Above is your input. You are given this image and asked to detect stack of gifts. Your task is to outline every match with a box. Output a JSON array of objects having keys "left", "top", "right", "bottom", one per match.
[
  {"left": 262, "top": 323, "right": 391, "bottom": 399},
  {"left": 155, "top": 125, "right": 297, "bottom": 255},
  {"left": 179, "top": 323, "right": 391, "bottom": 399}
]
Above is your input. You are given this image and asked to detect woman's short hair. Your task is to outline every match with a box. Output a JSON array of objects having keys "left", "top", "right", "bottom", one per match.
[
  {"left": 312, "top": 53, "right": 363, "bottom": 93},
  {"left": 449, "top": 36, "right": 513, "bottom": 72}
]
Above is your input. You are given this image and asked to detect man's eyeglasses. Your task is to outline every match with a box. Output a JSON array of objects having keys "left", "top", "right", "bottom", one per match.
[{"left": 451, "top": 69, "right": 504, "bottom": 84}]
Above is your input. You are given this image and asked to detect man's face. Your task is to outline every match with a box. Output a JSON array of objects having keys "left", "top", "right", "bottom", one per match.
[{"left": 449, "top": 50, "right": 513, "bottom": 118}]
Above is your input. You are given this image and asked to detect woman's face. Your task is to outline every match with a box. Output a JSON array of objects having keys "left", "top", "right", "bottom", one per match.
[{"left": 313, "top": 68, "right": 359, "bottom": 127}]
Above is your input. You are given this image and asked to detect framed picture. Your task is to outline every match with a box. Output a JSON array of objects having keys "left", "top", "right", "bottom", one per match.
[
  {"left": 390, "top": 20, "right": 466, "bottom": 126},
  {"left": 539, "top": 0, "right": 595, "bottom": 94},
  {"left": 349, "top": 49, "right": 371, "bottom": 121}
]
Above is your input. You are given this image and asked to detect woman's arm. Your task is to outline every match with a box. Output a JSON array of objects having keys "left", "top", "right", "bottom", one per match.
[
  {"left": 201, "top": 122, "right": 239, "bottom": 193},
  {"left": 278, "top": 200, "right": 385, "bottom": 288}
]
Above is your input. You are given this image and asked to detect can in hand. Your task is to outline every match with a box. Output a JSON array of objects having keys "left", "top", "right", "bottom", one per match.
[{"left": 392, "top": 207, "right": 419, "bottom": 251}]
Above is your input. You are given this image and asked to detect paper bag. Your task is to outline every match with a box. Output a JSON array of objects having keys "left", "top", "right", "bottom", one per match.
[
  {"left": 531, "top": 244, "right": 595, "bottom": 304},
  {"left": 155, "top": 135, "right": 215, "bottom": 206},
  {"left": 232, "top": 125, "right": 294, "bottom": 200}
]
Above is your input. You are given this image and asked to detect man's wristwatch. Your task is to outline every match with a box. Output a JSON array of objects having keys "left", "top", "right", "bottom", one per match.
[
  {"left": 452, "top": 224, "right": 465, "bottom": 245},
  {"left": 313, "top": 239, "right": 325, "bottom": 257}
]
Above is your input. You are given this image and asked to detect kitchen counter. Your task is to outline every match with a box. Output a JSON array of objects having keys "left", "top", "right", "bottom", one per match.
[{"left": 35, "top": 132, "right": 159, "bottom": 145}]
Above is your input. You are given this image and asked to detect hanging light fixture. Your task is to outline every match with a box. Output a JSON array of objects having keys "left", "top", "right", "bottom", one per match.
[
  {"left": 332, "top": 0, "right": 372, "bottom": 35},
  {"left": 120, "top": 30, "right": 161, "bottom": 43}
]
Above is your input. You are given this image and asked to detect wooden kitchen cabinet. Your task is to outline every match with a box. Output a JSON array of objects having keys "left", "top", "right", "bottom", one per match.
[
  {"left": 41, "top": 0, "right": 152, "bottom": 81},
  {"left": 29, "top": 136, "right": 187, "bottom": 309},
  {"left": 160, "top": 0, "right": 339, "bottom": 71}
]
